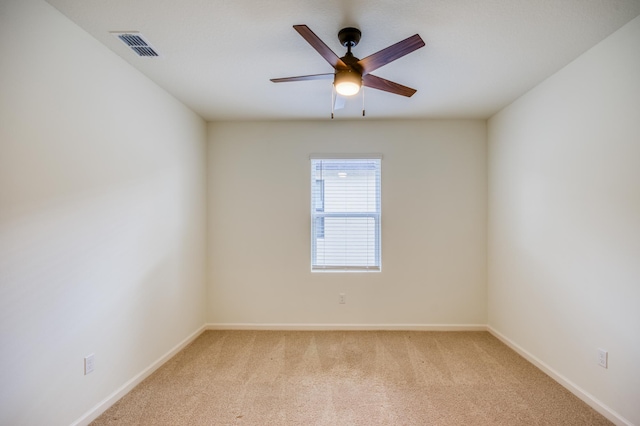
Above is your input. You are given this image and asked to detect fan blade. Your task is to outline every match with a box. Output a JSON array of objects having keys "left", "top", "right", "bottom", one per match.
[
  {"left": 362, "top": 74, "right": 417, "bottom": 97},
  {"left": 358, "top": 34, "right": 425, "bottom": 75},
  {"left": 271, "top": 73, "right": 334, "bottom": 83},
  {"left": 294, "top": 25, "right": 347, "bottom": 70}
]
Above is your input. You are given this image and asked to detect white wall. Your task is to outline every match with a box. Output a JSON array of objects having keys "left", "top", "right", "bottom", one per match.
[
  {"left": 0, "top": 1, "right": 207, "bottom": 425},
  {"left": 488, "top": 15, "right": 640, "bottom": 425},
  {"left": 208, "top": 120, "right": 487, "bottom": 326}
]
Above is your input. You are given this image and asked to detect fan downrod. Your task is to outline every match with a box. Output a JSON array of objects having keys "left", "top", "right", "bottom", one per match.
[{"left": 338, "top": 27, "right": 361, "bottom": 48}]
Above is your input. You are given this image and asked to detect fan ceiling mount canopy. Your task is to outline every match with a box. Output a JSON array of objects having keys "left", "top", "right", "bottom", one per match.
[{"left": 271, "top": 25, "right": 425, "bottom": 98}]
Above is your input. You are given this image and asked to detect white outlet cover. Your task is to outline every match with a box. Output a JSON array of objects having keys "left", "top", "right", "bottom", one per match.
[
  {"left": 597, "top": 348, "right": 608, "bottom": 368},
  {"left": 84, "top": 354, "right": 95, "bottom": 375}
]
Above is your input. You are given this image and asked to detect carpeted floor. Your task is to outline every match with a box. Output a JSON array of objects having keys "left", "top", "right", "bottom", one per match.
[{"left": 92, "top": 330, "right": 611, "bottom": 425}]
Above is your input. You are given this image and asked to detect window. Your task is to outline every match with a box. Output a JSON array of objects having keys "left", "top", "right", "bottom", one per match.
[
  {"left": 310, "top": 156, "right": 382, "bottom": 272},
  {"left": 313, "top": 179, "right": 325, "bottom": 238}
]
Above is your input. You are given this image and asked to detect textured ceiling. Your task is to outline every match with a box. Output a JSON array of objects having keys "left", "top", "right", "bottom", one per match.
[{"left": 46, "top": 0, "right": 640, "bottom": 121}]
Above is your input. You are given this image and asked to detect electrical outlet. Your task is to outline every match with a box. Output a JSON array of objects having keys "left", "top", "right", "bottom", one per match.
[
  {"left": 84, "top": 353, "right": 95, "bottom": 375},
  {"left": 339, "top": 293, "right": 346, "bottom": 304},
  {"left": 597, "top": 348, "right": 608, "bottom": 369}
]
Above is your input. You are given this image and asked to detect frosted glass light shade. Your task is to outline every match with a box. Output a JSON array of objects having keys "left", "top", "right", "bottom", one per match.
[{"left": 334, "top": 70, "right": 361, "bottom": 96}]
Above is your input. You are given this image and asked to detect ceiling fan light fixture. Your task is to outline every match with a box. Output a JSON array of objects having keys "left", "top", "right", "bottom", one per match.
[
  {"left": 334, "top": 70, "right": 361, "bottom": 96},
  {"left": 271, "top": 25, "right": 425, "bottom": 108}
]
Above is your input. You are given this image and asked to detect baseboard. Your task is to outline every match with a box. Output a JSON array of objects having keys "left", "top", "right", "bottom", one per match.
[
  {"left": 206, "top": 323, "right": 488, "bottom": 331},
  {"left": 70, "top": 324, "right": 207, "bottom": 426},
  {"left": 487, "top": 326, "right": 631, "bottom": 426}
]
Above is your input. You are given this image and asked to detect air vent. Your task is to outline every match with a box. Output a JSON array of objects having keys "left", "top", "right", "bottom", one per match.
[{"left": 111, "top": 32, "right": 160, "bottom": 57}]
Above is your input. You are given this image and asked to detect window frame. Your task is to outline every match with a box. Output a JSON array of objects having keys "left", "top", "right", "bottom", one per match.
[{"left": 310, "top": 154, "right": 382, "bottom": 273}]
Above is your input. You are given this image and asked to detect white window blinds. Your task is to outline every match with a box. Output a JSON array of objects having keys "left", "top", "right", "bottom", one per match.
[{"left": 311, "top": 157, "right": 381, "bottom": 272}]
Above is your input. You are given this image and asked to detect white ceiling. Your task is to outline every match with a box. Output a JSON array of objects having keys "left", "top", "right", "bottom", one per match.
[{"left": 46, "top": 0, "right": 640, "bottom": 121}]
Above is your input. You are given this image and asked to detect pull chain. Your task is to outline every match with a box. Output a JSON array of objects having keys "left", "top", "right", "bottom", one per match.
[
  {"left": 362, "top": 86, "right": 366, "bottom": 117},
  {"left": 331, "top": 85, "right": 335, "bottom": 119}
]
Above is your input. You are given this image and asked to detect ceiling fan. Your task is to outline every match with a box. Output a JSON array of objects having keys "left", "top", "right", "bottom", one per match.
[{"left": 271, "top": 25, "right": 425, "bottom": 114}]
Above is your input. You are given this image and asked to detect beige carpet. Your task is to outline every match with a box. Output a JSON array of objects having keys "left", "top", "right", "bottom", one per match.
[{"left": 92, "top": 331, "right": 611, "bottom": 425}]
